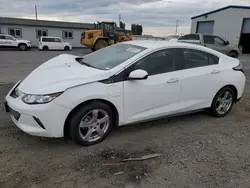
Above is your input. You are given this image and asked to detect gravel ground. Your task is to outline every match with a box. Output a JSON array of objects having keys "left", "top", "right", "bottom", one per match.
[{"left": 0, "top": 49, "right": 250, "bottom": 188}]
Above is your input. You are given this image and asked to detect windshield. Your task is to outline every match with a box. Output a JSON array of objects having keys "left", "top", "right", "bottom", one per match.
[{"left": 82, "top": 43, "right": 147, "bottom": 70}]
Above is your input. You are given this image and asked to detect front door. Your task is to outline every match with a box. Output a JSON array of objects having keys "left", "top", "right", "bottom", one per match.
[
  {"left": 53, "top": 38, "right": 63, "bottom": 50},
  {"left": 123, "top": 48, "right": 183, "bottom": 124},
  {"left": 204, "top": 35, "right": 228, "bottom": 54}
]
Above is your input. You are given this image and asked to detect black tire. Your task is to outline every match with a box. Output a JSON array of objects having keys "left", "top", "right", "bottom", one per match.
[
  {"left": 210, "top": 87, "right": 235, "bottom": 117},
  {"left": 64, "top": 46, "right": 70, "bottom": 51},
  {"left": 69, "top": 101, "right": 113, "bottom": 146},
  {"left": 19, "top": 44, "right": 27, "bottom": 51},
  {"left": 228, "top": 51, "right": 238, "bottom": 58},
  {"left": 42, "top": 46, "right": 49, "bottom": 51},
  {"left": 94, "top": 39, "right": 108, "bottom": 51}
]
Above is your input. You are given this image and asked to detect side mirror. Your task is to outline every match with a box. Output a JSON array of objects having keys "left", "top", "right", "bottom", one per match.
[
  {"left": 128, "top": 69, "right": 148, "bottom": 80},
  {"left": 225, "top": 41, "right": 229, "bottom": 45}
]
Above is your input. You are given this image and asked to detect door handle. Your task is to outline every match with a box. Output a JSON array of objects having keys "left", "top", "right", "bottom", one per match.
[
  {"left": 167, "top": 78, "right": 179, "bottom": 83},
  {"left": 211, "top": 70, "right": 220, "bottom": 74}
]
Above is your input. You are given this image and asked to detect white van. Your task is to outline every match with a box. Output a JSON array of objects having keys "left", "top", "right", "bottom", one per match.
[{"left": 38, "top": 36, "right": 72, "bottom": 51}]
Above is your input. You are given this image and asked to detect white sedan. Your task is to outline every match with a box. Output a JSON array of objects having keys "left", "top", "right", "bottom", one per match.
[{"left": 5, "top": 41, "right": 246, "bottom": 146}]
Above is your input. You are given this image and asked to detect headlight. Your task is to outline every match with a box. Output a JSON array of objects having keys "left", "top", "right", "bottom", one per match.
[{"left": 22, "top": 92, "right": 63, "bottom": 104}]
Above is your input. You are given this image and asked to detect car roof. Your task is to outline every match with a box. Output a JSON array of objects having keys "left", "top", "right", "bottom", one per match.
[
  {"left": 123, "top": 40, "right": 225, "bottom": 57},
  {"left": 124, "top": 40, "right": 199, "bottom": 49}
]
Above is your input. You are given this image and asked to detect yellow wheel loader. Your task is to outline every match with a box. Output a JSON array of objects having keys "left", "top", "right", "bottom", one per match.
[{"left": 80, "top": 22, "right": 132, "bottom": 51}]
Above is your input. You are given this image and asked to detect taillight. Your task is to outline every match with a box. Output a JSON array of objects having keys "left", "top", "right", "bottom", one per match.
[{"left": 233, "top": 61, "right": 244, "bottom": 73}]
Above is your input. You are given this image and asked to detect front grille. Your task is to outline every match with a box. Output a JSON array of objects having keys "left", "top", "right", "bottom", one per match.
[{"left": 9, "top": 107, "right": 21, "bottom": 121}]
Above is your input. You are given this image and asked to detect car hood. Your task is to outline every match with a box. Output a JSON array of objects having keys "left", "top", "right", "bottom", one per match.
[{"left": 18, "top": 54, "right": 110, "bottom": 94}]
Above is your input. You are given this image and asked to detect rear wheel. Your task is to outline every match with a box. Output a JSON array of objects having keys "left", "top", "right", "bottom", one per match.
[
  {"left": 19, "top": 44, "right": 27, "bottom": 51},
  {"left": 69, "top": 102, "right": 113, "bottom": 146},
  {"left": 228, "top": 51, "right": 238, "bottom": 58},
  {"left": 94, "top": 39, "right": 108, "bottom": 51},
  {"left": 64, "top": 46, "right": 70, "bottom": 51},
  {"left": 210, "top": 87, "right": 235, "bottom": 117},
  {"left": 42, "top": 46, "right": 49, "bottom": 51}
]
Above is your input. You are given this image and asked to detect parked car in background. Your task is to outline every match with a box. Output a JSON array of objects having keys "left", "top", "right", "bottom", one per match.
[
  {"left": 5, "top": 41, "right": 245, "bottom": 146},
  {"left": 178, "top": 34, "right": 240, "bottom": 58},
  {"left": 0, "top": 34, "right": 31, "bottom": 51},
  {"left": 165, "top": 34, "right": 180, "bottom": 41},
  {"left": 38, "top": 36, "right": 72, "bottom": 51}
]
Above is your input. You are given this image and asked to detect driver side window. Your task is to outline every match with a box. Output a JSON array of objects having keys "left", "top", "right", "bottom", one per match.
[
  {"left": 133, "top": 49, "right": 180, "bottom": 76},
  {"left": 214, "top": 36, "right": 225, "bottom": 46}
]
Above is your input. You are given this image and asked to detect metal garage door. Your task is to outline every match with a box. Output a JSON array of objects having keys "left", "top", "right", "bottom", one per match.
[
  {"left": 242, "top": 18, "right": 250, "bottom": 33},
  {"left": 196, "top": 21, "right": 214, "bottom": 34}
]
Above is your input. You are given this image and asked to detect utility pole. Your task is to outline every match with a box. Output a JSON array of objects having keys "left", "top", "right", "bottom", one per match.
[
  {"left": 35, "top": 5, "right": 38, "bottom": 20},
  {"left": 175, "top": 20, "right": 178, "bottom": 34},
  {"left": 119, "top": 14, "right": 121, "bottom": 22},
  {"left": 119, "top": 14, "right": 122, "bottom": 28}
]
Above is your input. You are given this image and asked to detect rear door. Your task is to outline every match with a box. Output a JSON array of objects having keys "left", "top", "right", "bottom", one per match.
[
  {"left": 178, "top": 48, "right": 222, "bottom": 112},
  {"left": 42, "top": 37, "right": 54, "bottom": 49},
  {"left": 0, "top": 35, "right": 14, "bottom": 47}
]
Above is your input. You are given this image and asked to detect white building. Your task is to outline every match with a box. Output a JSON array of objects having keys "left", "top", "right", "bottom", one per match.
[
  {"left": 191, "top": 5, "right": 250, "bottom": 53},
  {"left": 0, "top": 17, "right": 94, "bottom": 48}
]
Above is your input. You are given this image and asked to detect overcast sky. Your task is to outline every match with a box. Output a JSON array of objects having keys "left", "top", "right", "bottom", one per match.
[{"left": 1, "top": 0, "right": 250, "bottom": 36}]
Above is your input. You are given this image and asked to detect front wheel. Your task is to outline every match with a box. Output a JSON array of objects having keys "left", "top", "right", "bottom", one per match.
[
  {"left": 94, "top": 39, "right": 108, "bottom": 51},
  {"left": 64, "top": 46, "right": 70, "bottom": 51},
  {"left": 19, "top": 44, "right": 27, "bottom": 51},
  {"left": 69, "top": 102, "right": 113, "bottom": 146},
  {"left": 210, "top": 87, "right": 235, "bottom": 117}
]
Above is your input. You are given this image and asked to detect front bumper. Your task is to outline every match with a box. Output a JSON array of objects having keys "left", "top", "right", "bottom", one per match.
[{"left": 5, "top": 84, "right": 71, "bottom": 138}]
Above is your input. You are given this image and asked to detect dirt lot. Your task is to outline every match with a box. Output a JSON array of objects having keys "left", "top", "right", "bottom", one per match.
[{"left": 0, "top": 50, "right": 250, "bottom": 188}]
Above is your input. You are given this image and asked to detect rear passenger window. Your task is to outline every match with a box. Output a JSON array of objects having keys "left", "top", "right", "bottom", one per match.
[
  {"left": 208, "top": 54, "right": 219, "bottom": 64},
  {"left": 182, "top": 49, "right": 209, "bottom": 69}
]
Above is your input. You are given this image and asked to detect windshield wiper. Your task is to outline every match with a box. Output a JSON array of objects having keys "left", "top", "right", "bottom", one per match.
[{"left": 75, "top": 57, "right": 95, "bottom": 68}]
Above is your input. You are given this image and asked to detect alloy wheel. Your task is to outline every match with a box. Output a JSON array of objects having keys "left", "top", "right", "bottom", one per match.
[
  {"left": 78, "top": 109, "right": 110, "bottom": 142},
  {"left": 215, "top": 91, "right": 233, "bottom": 115}
]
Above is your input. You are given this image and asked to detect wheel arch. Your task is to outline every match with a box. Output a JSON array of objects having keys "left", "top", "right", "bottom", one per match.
[
  {"left": 63, "top": 98, "right": 119, "bottom": 138},
  {"left": 94, "top": 37, "right": 109, "bottom": 46},
  {"left": 228, "top": 50, "right": 239, "bottom": 58},
  {"left": 18, "top": 43, "right": 27, "bottom": 47},
  {"left": 213, "top": 84, "right": 238, "bottom": 104}
]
